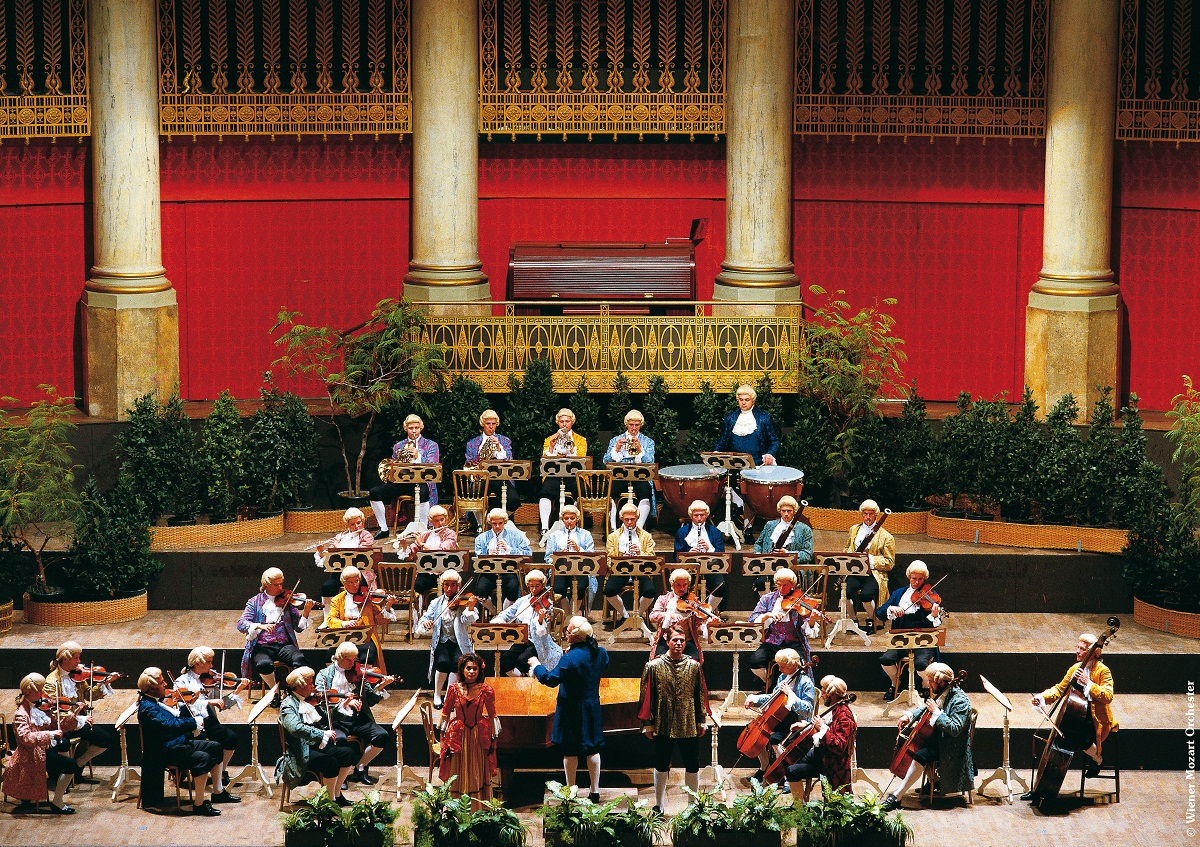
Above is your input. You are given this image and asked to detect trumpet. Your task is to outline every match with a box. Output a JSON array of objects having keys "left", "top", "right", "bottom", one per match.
[
  {"left": 552, "top": 428, "right": 576, "bottom": 456},
  {"left": 625, "top": 433, "right": 643, "bottom": 457}
]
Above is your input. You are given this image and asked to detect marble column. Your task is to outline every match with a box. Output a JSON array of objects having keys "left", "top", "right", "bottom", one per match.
[
  {"left": 403, "top": 0, "right": 489, "bottom": 314},
  {"left": 1025, "top": 0, "right": 1121, "bottom": 418},
  {"left": 713, "top": 0, "right": 799, "bottom": 315},
  {"left": 82, "top": 0, "right": 179, "bottom": 419}
]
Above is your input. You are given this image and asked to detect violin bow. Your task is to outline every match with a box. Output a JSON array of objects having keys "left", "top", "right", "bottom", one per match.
[{"left": 897, "top": 573, "right": 949, "bottom": 616}]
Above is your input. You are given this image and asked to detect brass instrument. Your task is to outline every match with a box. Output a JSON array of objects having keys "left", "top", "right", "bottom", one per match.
[
  {"left": 552, "top": 428, "right": 576, "bottom": 457},
  {"left": 478, "top": 435, "right": 502, "bottom": 462},
  {"left": 625, "top": 433, "right": 643, "bottom": 457},
  {"left": 399, "top": 440, "right": 420, "bottom": 462}
]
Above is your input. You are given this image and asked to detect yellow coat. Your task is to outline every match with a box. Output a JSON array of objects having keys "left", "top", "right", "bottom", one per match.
[
  {"left": 1041, "top": 660, "right": 1117, "bottom": 752},
  {"left": 606, "top": 527, "right": 656, "bottom": 556},
  {"left": 325, "top": 591, "right": 391, "bottom": 674},
  {"left": 843, "top": 523, "right": 896, "bottom": 602},
  {"left": 542, "top": 432, "right": 588, "bottom": 457}
]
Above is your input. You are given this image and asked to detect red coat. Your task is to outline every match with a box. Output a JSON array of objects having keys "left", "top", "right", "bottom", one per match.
[
  {"left": 817, "top": 702, "right": 857, "bottom": 792},
  {"left": 1, "top": 703, "right": 61, "bottom": 801},
  {"left": 438, "top": 683, "right": 497, "bottom": 784}
]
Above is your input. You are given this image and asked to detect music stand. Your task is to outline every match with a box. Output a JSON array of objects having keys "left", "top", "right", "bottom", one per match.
[
  {"left": 540, "top": 456, "right": 592, "bottom": 540},
  {"left": 411, "top": 550, "right": 469, "bottom": 576},
  {"left": 878, "top": 627, "right": 947, "bottom": 718},
  {"left": 470, "top": 622, "right": 529, "bottom": 678},
  {"left": 549, "top": 552, "right": 606, "bottom": 618},
  {"left": 699, "top": 451, "right": 755, "bottom": 549},
  {"left": 606, "top": 555, "right": 663, "bottom": 642},
  {"left": 479, "top": 459, "right": 533, "bottom": 513},
  {"left": 676, "top": 552, "right": 733, "bottom": 607},
  {"left": 228, "top": 685, "right": 277, "bottom": 799},
  {"left": 608, "top": 463, "right": 658, "bottom": 529},
  {"left": 976, "top": 674, "right": 1029, "bottom": 803},
  {"left": 390, "top": 689, "right": 423, "bottom": 798},
  {"left": 322, "top": 549, "right": 381, "bottom": 575},
  {"left": 472, "top": 554, "right": 530, "bottom": 614},
  {"left": 819, "top": 552, "right": 873, "bottom": 648},
  {"left": 109, "top": 701, "right": 141, "bottom": 802},
  {"left": 383, "top": 463, "right": 443, "bottom": 530},
  {"left": 708, "top": 621, "right": 763, "bottom": 801},
  {"left": 314, "top": 624, "right": 373, "bottom": 650}
]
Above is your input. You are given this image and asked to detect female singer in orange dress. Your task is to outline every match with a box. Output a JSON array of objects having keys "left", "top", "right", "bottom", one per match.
[{"left": 438, "top": 653, "right": 498, "bottom": 804}]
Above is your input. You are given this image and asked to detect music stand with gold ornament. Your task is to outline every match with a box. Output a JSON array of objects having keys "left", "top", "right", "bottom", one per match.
[
  {"left": 470, "top": 623, "right": 528, "bottom": 679},
  {"left": 699, "top": 451, "right": 755, "bottom": 550},
  {"left": 472, "top": 554, "right": 531, "bottom": 617},
  {"left": 539, "top": 456, "right": 592, "bottom": 541},
  {"left": 378, "top": 461, "right": 443, "bottom": 530},
  {"left": 878, "top": 627, "right": 947, "bottom": 719},
  {"left": 606, "top": 555, "right": 664, "bottom": 642},
  {"left": 478, "top": 459, "right": 533, "bottom": 513},
  {"left": 549, "top": 551, "right": 606, "bottom": 619},
  {"left": 676, "top": 552, "right": 733, "bottom": 606},
  {"left": 608, "top": 463, "right": 658, "bottom": 530}
]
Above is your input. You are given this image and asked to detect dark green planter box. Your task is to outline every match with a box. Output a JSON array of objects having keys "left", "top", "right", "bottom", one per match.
[
  {"left": 675, "top": 830, "right": 781, "bottom": 847},
  {"left": 285, "top": 831, "right": 385, "bottom": 847},
  {"left": 545, "top": 831, "right": 652, "bottom": 847},
  {"left": 798, "top": 828, "right": 907, "bottom": 847}
]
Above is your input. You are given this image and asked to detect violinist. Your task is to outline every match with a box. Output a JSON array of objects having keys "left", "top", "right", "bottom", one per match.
[
  {"left": 473, "top": 508, "right": 531, "bottom": 609},
  {"left": 136, "top": 667, "right": 225, "bottom": 816},
  {"left": 324, "top": 565, "right": 396, "bottom": 671},
  {"left": 494, "top": 569, "right": 564, "bottom": 676},
  {"left": 881, "top": 662, "right": 974, "bottom": 812},
  {"left": 876, "top": 560, "right": 944, "bottom": 701},
  {"left": 315, "top": 507, "right": 377, "bottom": 606},
  {"left": 44, "top": 640, "right": 121, "bottom": 777},
  {"left": 174, "top": 646, "right": 249, "bottom": 803},
  {"left": 415, "top": 569, "right": 479, "bottom": 709},
  {"left": 747, "top": 568, "right": 817, "bottom": 683},
  {"left": 1026, "top": 632, "right": 1117, "bottom": 788},
  {"left": 368, "top": 413, "right": 440, "bottom": 540},
  {"left": 315, "top": 642, "right": 398, "bottom": 786},
  {"left": 603, "top": 409, "right": 656, "bottom": 531},
  {"left": 743, "top": 648, "right": 815, "bottom": 776},
  {"left": 843, "top": 499, "right": 896, "bottom": 633},
  {"left": 463, "top": 410, "right": 520, "bottom": 523},
  {"left": 538, "top": 408, "right": 587, "bottom": 540},
  {"left": 751, "top": 496, "right": 814, "bottom": 594},
  {"left": 396, "top": 505, "right": 459, "bottom": 605},
  {"left": 673, "top": 500, "right": 726, "bottom": 611},
  {"left": 603, "top": 502, "right": 658, "bottom": 625},
  {"left": 649, "top": 569, "right": 709, "bottom": 663},
  {"left": 2, "top": 673, "right": 82, "bottom": 814},
  {"left": 543, "top": 504, "right": 597, "bottom": 616},
  {"left": 439, "top": 653, "right": 499, "bottom": 804},
  {"left": 638, "top": 628, "right": 711, "bottom": 813},
  {"left": 276, "top": 666, "right": 357, "bottom": 807},
  {"left": 237, "top": 568, "right": 314, "bottom": 696},
  {"left": 782, "top": 675, "right": 857, "bottom": 800}
]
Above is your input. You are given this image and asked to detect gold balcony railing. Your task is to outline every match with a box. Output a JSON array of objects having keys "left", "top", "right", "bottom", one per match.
[{"left": 415, "top": 303, "right": 801, "bottom": 393}]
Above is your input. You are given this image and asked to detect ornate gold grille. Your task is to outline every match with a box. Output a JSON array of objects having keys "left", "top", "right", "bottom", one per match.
[
  {"left": 480, "top": 0, "right": 725, "bottom": 140},
  {"left": 1117, "top": 0, "right": 1200, "bottom": 141},
  {"left": 158, "top": 0, "right": 410, "bottom": 138},
  {"left": 795, "top": 0, "right": 1048, "bottom": 139},
  {"left": 0, "top": 0, "right": 89, "bottom": 140},
  {"left": 418, "top": 305, "right": 799, "bottom": 393}
]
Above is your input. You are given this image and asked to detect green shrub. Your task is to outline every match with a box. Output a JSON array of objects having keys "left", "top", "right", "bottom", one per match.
[
  {"left": 683, "top": 382, "right": 730, "bottom": 462},
  {"left": 422, "top": 376, "right": 491, "bottom": 470},
  {"left": 503, "top": 359, "right": 557, "bottom": 463},
  {"left": 63, "top": 478, "right": 162, "bottom": 598},
  {"left": 539, "top": 781, "right": 664, "bottom": 847},
  {"left": 643, "top": 376, "right": 680, "bottom": 467},
  {"left": 198, "top": 391, "right": 249, "bottom": 518}
]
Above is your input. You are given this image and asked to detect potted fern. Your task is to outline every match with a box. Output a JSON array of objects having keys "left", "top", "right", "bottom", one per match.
[
  {"left": 412, "top": 778, "right": 526, "bottom": 847},
  {"left": 539, "top": 781, "right": 666, "bottom": 847},
  {"left": 670, "top": 780, "right": 803, "bottom": 847},
  {"left": 280, "top": 787, "right": 400, "bottom": 847},
  {"left": 793, "top": 779, "right": 911, "bottom": 847}
]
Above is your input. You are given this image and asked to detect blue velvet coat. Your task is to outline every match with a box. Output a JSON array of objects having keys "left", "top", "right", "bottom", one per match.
[
  {"left": 713, "top": 407, "right": 781, "bottom": 465},
  {"left": 533, "top": 639, "right": 609, "bottom": 755}
]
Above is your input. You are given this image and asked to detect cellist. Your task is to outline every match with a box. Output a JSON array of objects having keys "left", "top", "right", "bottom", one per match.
[
  {"left": 743, "top": 648, "right": 815, "bottom": 777},
  {"left": 1022, "top": 631, "right": 1117, "bottom": 799},
  {"left": 881, "top": 662, "right": 974, "bottom": 812},
  {"left": 781, "top": 675, "right": 857, "bottom": 800}
]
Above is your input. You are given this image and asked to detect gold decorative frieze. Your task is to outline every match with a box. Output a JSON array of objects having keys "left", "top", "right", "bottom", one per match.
[
  {"left": 1117, "top": 0, "right": 1200, "bottom": 142},
  {"left": 158, "top": 0, "right": 409, "bottom": 138},
  {"left": 795, "top": 0, "right": 1048, "bottom": 139},
  {"left": 418, "top": 306, "right": 799, "bottom": 393},
  {"left": 0, "top": 0, "right": 89, "bottom": 139},
  {"left": 480, "top": 0, "right": 725, "bottom": 140}
]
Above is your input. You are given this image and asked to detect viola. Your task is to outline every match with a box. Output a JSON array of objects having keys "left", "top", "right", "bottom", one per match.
[
  {"left": 888, "top": 670, "right": 967, "bottom": 778},
  {"left": 673, "top": 592, "right": 727, "bottom": 623},
  {"left": 763, "top": 693, "right": 857, "bottom": 785},
  {"left": 735, "top": 656, "right": 820, "bottom": 758},
  {"left": 69, "top": 664, "right": 122, "bottom": 685}
]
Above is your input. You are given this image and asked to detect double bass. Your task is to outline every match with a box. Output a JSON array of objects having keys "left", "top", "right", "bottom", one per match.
[
  {"left": 762, "top": 692, "right": 857, "bottom": 785},
  {"left": 735, "top": 656, "right": 819, "bottom": 758},
  {"left": 888, "top": 670, "right": 968, "bottom": 778},
  {"left": 1029, "top": 617, "right": 1120, "bottom": 807}
]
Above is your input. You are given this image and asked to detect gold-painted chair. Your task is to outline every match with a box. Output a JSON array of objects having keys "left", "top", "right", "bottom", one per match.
[
  {"left": 453, "top": 470, "right": 491, "bottom": 534},
  {"left": 375, "top": 561, "right": 419, "bottom": 643},
  {"left": 420, "top": 702, "right": 442, "bottom": 784},
  {"left": 575, "top": 470, "right": 613, "bottom": 538}
]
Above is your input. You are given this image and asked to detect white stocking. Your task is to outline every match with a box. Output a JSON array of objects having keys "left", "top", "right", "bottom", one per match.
[
  {"left": 369, "top": 500, "right": 388, "bottom": 532},
  {"left": 75, "top": 743, "right": 104, "bottom": 767},
  {"left": 563, "top": 756, "right": 578, "bottom": 789},
  {"left": 684, "top": 770, "right": 699, "bottom": 794},
  {"left": 586, "top": 753, "right": 601, "bottom": 794},
  {"left": 539, "top": 499, "right": 553, "bottom": 533},
  {"left": 637, "top": 500, "right": 651, "bottom": 529},
  {"left": 653, "top": 769, "right": 667, "bottom": 809},
  {"left": 606, "top": 594, "right": 628, "bottom": 619},
  {"left": 433, "top": 671, "right": 448, "bottom": 702},
  {"left": 52, "top": 774, "right": 72, "bottom": 806},
  {"left": 894, "top": 759, "right": 923, "bottom": 798},
  {"left": 358, "top": 744, "right": 382, "bottom": 768}
]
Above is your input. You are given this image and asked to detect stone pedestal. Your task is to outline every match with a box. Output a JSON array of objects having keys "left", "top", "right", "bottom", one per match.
[
  {"left": 1025, "top": 292, "right": 1119, "bottom": 416},
  {"left": 82, "top": 290, "right": 179, "bottom": 418}
]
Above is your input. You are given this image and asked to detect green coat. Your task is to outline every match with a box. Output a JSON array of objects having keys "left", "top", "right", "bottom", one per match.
[
  {"left": 275, "top": 694, "right": 328, "bottom": 789},
  {"left": 909, "top": 686, "right": 975, "bottom": 794}
]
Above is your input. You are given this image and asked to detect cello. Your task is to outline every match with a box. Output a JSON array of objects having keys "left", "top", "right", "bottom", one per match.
[
  {"left": 735, "top": 656, "right": 818, "bottom": 758},
  {"left": 1029, "top": 617, "right": 1120, "bottom": 807},
  {"left": 888, "top": 669, "right": 968, "bottom": 778},
  {"left": 762, "top": 693, "right": 857, "bottom": 785}
]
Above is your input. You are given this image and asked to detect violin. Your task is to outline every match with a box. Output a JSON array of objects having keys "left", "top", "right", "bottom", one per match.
[
  {"left": 763, "top": 693, "right": 857, "bottom": 785},
  {"left": 344, "top": 662, "right": 396, "bottom": 687},
  {"left": 304, "top": 691, "right": 349, "bottom": 707},
  {"left": 68, "top": 664, "right": 122, "bottom": 686},
  {"left": 735, "top": 655, "right": 819, "bottom": 758},
  {"left": 898, "top": 575, "right": 948, "bottom": 618},
  {"left": 274, "top": 578, "right": 323, "bottom": 610},
  {"left": 777, "top": 584, "right": 833, "bottom": 625},
  {"left": 33, "top": 696, "right": 89, "bottom": 715},
  {"left": 888, "top": 670, "right": 967, "bottom": 778},
  {"left": 446, "top": 578, "right": 479, "bottom": 613},
  {"left": 163, "top": 688, "right": 200, "bottom": 708},
  {"left": 198, "top": 671, "right": 252, "bottom": 690},
  {"left": 673, "top": 592, "right": 727, "bottom": 623}
]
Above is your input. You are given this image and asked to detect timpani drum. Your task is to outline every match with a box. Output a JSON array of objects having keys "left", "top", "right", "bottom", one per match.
[
  {"left": 658, "top": 464, "right": 726, "bottom": 523},
  {"left": 741, "top": 465, "right": 805, "bottom": 523}
]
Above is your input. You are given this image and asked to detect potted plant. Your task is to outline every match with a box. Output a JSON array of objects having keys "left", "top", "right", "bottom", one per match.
[
  {"left": 683, "top": 381, "right": 729, "bottom": 463},
  {"left": 644, "top": 376, "right": 681, "bottom": 468},
  {"left": 60, "top": 478, "right": 163, "bottom": 600},
  {"left": 422, "top": 376, "right": 490, "bottom": 476},
  {"left": 412, "top": 778, "right": 526, "bottom": 847},
  {"left": 1033, "top": 394, "right": 1082, "bottom": 524},
  {"left": 280, "top": 787, "right": 400, "bottom": 847},
  {"left": 198, "top": 391, "right": 249, "bottom": 523},
  {"left": 502, "top": 358, "right": 558, "bottom": 464},
  {"left": 894, "top": 385, "right": 937, "bottom": 510},
  {"left": 539, "top": 781, "right": 666, "bottom": 847},
  {"left": 0, "top": 540, "right": 34, "bottom": 633},
  {"left": 793, "top": 779, "right": 911, "bottom": 847},
  {"left": 271, "top": 297, "right": 447, "bottom": 502},
  {"left": 995, "top": 388, "right": 1042, "bottom": 522},
  {"left": 670, "top": 780, "right": 803, "bottom": 847},
  {"left": 279, "top": 786, "right": 345, "bottom": 847},
  {"left": 159, "top": 393, "right": 204, "bottom": 524},
  {"left": 934, "top": 393, "right": 974, "bottom": 518},
  {"left": 116, "top": 392, "right": 203, "bottom": 524},
  {"left": 246, "top": 380, "right": 319, "bottom": 515},
  {"left": 0, "top": 386, "right": 82, "bottom": 597},
  {"left": 568, "top": 376, "right": 605, "bottom": 463},
  {"left": 778, "top": 396, "right": 834, "bottom": 507}
]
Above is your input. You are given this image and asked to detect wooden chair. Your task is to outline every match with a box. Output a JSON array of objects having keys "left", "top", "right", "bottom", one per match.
[
  {"left": 136, "top": 722, "right": 194, "bottom": 810},
  {"left": 374, "top": 561, "right": 419, "bottom": 643},
  {"left": 921, "top": 707, "right": 978, "bottom": 805},
  {"left": 276, "top": 721, "right": 322, "bottom": 810},
  {"left": 452, "top": 470, "right": 490, "bottom": 534},
  {"left": 0, "top": 713, "right": 9, "bottom": 802},
  {"left": 420, "top": 702, "right": 442, "bottom": 783},
  {"left": 575, "top": 470, "right": 613, "bottom": 537},
  {"left": 1079, "top": 727, "right": 1120, "bottom": 802}
]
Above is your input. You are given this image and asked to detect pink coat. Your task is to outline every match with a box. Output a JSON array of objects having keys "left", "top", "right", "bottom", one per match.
[{"left": 1, "top": 702, "right": 63, "bottom": 801}]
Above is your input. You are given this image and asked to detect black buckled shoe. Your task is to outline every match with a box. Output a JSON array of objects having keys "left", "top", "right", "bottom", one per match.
[
  {"left": 335, "top": 795, "right": 354, "bottom": 807},
  {"left": 357, "top": 770, "right": 377, "bottom": 786},
  {"left": 880, "top": 794, "right": 900, "bottom": 812},
  {"left": 211, "top": 790, "right": 241, "bottom": 803},
  {"left": 193, "top": 800, "right": 221, "bottom": 817},
  {"left": 373, "top": 527, "right": 390, "bottom": 540}
]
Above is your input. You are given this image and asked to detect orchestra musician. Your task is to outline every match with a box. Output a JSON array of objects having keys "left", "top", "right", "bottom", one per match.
[
  {"left": 494, "top": 569, "right": 564, "bottom": 676},
  {"left": 649, "top": 569, "right": 709, "bottom": 663},
  {"left": 881, "top": 662, "right": 975, "bottom": 812},
  {"left": 538, "top": 408, "right": 587, "bottom": 540},
  {"left": 315, "top": 507, "right": 376, "bottom": 607},
  {"left": 464, "top": 409, "right": 520, "bottom": 522},
  {"left": 603, "top": 409, "right": 656, "bottom": 531},
  {"left": 44, "top": 640, "right": 121, "bottom": 777},
  {"left": 542, "top": 504, "right": 597, "bottom": 616},
  {"left": 414, "top": 569, "right": 479, "bottom": 710},
  {"left": 843, "top": 499, "right": 896, "bottom": 633},
  {"left": 276, "top": 666, "right": 358, "bottom": 807},
  {"left": 368, "top": 414, "right": 440, "bottom": 540},
  {"left": 237, "top": 568, "right": 315, "bottom": 695},
  {"left": 751, "top": 496, "right": 814, "bottom": 594},
  {"left": 137, "top": 667, "right": 225, "bottom": 816},
  {"left": 473, "top": 507, "right": 532, "bottom": 608},
  {"left": 673, "top": 500, "right": 726, "bottom": 611},
  {"left": 315, "top": 642, "right": 399, "bottom": 787},
  {"left": 638, "top": 627, "right": 712, "bottom": 812},
  {"left": 3, "top": 673, "right": 82, "bottom": 814},
  {"left": 743, "top": 648, "right": 815, "bottom": 776},
  {"left": 439, "top": 653, "right": 499, "bottom": 804},
  {"left": 747, "top": 569, "right": 816, "bottom": 683},
  {"left": 174, "top": 646, "right": 248, "bottom": 803},
  {"left": 782, "top": 675, "right": 857, "bottom": 800},
  {"left": 394, "top": 504, "right": 458, "bottom": 608},
  {"left": 1026, "top": 632, "right": 1117, "bottom": 787},
  {"left": 529, "top": 616, "right": 609, "bottom": 803},
  {"left": 876, "top": 560, "right": 943, "bottom": 701},
  {"left": 603, "top": 502, "right": 659, "bottom": 624},
  {"left": 324, "top": 565, "right": 396, "bottom": 670},
  {"left": 712, "top": 384, "right": 781, "bottom": 530}
]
